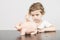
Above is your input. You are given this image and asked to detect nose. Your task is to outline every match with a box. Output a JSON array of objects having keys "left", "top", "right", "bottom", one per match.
[{"left": 34, "top": 15, "right": 37, "bottom": 18}]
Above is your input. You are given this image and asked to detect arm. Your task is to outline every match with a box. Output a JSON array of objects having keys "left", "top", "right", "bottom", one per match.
[{"left": 44, "top": 25, "right": 56, "bottom": 32}]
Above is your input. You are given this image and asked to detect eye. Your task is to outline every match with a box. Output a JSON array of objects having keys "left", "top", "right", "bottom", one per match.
[
  {"left": 36, "top": 14, "right": 39, "bottom": 16},
  {"left": 31, "top": 15, "right": 34, "bottom": 16}
]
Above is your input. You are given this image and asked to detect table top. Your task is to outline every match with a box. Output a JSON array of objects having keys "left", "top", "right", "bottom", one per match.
[{"left": 0, "top": 30, "right": 59, "bottom": 40}]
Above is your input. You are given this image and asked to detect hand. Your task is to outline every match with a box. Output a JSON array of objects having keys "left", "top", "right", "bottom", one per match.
[
  {"left": 38, "top": 29, "right": 45, "bottom": 32},
  {"left": 15, "top": 22, "right": 22, "bottom": 31}
]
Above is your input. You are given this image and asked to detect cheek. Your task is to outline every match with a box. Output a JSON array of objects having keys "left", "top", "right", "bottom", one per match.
[
  {"left": 36, "top": 17, "right": 41, "bottom": 20},
  {"left": 32, "top": 17, "right": 34, "bottom": 20},
  {"left": 38, "top": 16, "right": 42, "bottom": 18},
  {"left": 30, "top": 17, "right": 35, "bottom": 21},
  {"left": 38, "top": 15, "right": 42, "bottom": 18}
]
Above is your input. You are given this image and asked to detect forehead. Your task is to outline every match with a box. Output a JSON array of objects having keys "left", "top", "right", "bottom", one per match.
[{"left": 31, "top": 10, "right": 41, "bottom": 15}]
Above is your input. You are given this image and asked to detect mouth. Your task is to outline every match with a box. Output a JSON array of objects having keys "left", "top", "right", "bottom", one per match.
[
  {"left": 34, "top": 19, "right": 39, "bottom": 23},
  {"left": 34, "top": 19, "right": 38, "bottom": 21}
]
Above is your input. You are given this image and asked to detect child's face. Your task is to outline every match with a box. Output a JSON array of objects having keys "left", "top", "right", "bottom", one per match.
[{"left": 30, "top": 10, "right": 43, "bottom": 23}]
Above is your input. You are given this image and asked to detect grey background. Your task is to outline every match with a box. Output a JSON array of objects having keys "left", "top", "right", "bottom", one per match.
[{"left": 0, "top": 0, "right": 60, "bottom": 30}]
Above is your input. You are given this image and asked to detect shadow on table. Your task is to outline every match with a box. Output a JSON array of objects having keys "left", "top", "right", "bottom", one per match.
[{"left": 16, "top": 31, "right": 56, "bottom": 40}]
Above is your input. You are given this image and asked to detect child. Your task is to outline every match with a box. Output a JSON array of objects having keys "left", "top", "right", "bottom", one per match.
[
  {"left": 27, "top": 2, "right": 56, "bottom": 32},
  {"left": 16, "top": 2, "right": 56, "bottom": 35}
]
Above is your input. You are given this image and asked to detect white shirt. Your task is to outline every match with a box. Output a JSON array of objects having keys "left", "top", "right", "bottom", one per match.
[{"left": 37, "top": 20, "right": 52, "bottom": 29}]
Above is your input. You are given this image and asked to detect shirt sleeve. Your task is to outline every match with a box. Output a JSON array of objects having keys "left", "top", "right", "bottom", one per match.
[{"left": 44, "top": 21, "right": 52, "bottom": 28}]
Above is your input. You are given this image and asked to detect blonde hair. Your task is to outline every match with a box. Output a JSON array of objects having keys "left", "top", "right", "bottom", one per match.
[{"left": 29, "top": 2, "right": 45, "bottom": 15}]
